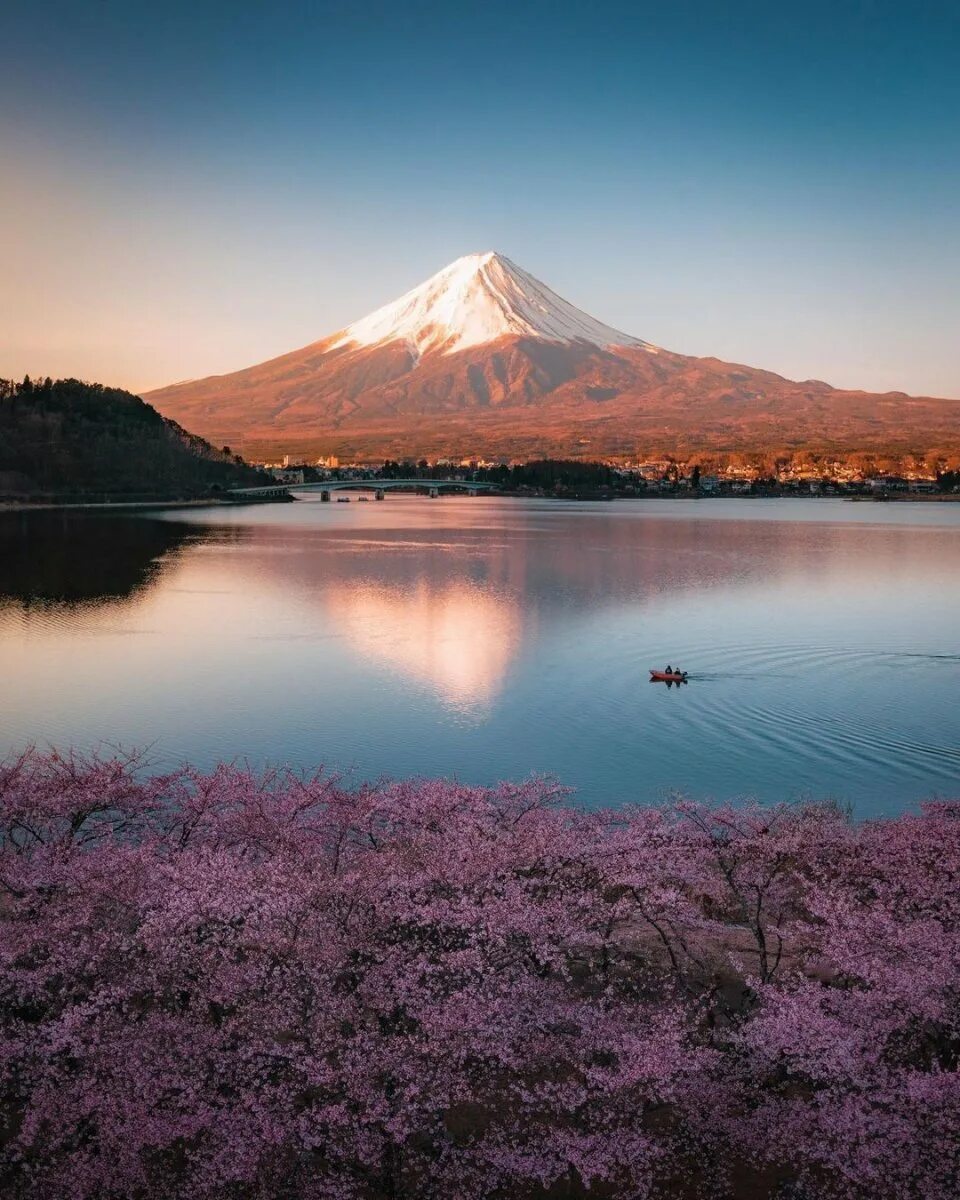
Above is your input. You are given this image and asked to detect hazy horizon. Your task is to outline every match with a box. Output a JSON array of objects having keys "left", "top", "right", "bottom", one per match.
[{"left": 2, "top": 0, "right": 958, "bottom": 399}]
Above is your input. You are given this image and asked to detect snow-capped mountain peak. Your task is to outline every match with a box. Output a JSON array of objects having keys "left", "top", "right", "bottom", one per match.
[
  {"left": 146, "top": 248, "right": 959, "bottom": 466},
  {"left": 330, "top": 251, "right": 651, "bottom": 358}
]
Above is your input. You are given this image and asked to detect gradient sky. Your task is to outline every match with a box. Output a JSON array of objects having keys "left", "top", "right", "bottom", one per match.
[{"left": 2, "top": 0, "right": 958, "bottom": 397}]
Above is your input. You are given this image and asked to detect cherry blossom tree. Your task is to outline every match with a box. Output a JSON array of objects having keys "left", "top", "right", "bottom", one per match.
[
  {"left": 727, "top": 800, "right": 960, "bottom": 1198},
  {"left": 0, "top": 753, "right": 702, "bottom": 1199},
  {"left": 1, "top": 750, "right": 957, "bottom": 1199}
]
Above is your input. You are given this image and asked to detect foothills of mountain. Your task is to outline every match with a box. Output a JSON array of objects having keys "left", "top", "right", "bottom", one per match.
[
  {"left": 145, "top": 252, "right": 960, "bottom": 463},
  {"left": 0, "top": 377, "right": 269, "bottom": 500}
]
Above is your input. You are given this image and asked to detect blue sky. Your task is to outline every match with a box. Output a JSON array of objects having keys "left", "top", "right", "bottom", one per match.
[{"left": 2, "top": 0, "right": 958, "bottom": 396}]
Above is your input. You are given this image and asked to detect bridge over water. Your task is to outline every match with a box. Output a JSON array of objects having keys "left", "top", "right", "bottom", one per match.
[{"left": 227, "top": 479, "right": 498, "bottom": 501}]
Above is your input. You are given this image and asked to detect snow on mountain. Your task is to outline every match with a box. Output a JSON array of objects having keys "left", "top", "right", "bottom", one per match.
[
  {"left": 144, "top": 250, "right": 960, "bottom": 464},
  {"left": 329, "top": 251, "right": 654, "bottom": 359}
]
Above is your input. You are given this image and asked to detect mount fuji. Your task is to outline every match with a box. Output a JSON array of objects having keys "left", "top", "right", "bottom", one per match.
[
  {"left": 145, "top": 252, "right": 959, "bottom": 461},
  {"left": 328, "top": 251, "right": 651, "bottom": 359}
]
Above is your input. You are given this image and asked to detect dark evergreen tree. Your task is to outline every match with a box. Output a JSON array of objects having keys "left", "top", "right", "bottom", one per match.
[{"left": 0, "top": 377, "right": 270, "bottom": 499}]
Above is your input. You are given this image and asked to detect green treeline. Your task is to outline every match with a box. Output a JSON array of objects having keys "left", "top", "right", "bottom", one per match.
[
  {"left": 379, "top": 459, "right": 626, "bottom": 490},
  {"left": 476, "top": 459, "right": 623, "bottom": 489},
  {"left": 0, "top": 377, "right": 268, "bottom": 499}
]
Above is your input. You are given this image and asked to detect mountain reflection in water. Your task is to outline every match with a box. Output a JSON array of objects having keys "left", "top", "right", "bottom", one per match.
[
  {"left": 2, "top": 497, "right": 959, "bottom": 814},
  {"left": 322, "top": 580, "right": 521, "bottom": 710}
]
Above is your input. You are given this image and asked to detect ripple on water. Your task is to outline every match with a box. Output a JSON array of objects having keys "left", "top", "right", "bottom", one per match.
[{"left": 2, "top": 499, "right": 959, "bottom": 813}]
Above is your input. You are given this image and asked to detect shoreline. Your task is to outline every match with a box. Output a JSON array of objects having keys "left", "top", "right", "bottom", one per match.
[
  {"left": 2, "top": 491, "right": 959, "bottom": 513},
  {"left": 0, "top": 499, "right": 242, "bottom": 513},
  {"left": 0, "top": 495, "right": 292, "bottom": 513}
]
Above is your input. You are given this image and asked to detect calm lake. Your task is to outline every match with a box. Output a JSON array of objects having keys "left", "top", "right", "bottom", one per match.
[{"left": 3, "top": 496, "right": 959, "bottom": 815}]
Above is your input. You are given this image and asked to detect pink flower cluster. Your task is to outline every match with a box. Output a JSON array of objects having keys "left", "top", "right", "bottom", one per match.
[{"left": 1, "top": 751, "right": 957, "bottom": 1198}]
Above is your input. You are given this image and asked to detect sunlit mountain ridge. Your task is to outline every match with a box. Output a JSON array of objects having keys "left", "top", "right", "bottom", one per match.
[{"left": 145, "top": 253, "right": 960, "bottom": 462}]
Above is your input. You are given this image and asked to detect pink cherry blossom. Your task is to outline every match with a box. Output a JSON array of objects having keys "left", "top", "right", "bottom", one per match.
[{"left": 1, "top": 750, "right": 956, "bottom": 1198}]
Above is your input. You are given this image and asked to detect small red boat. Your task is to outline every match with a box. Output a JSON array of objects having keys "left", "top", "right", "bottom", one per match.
[{"left": 650, "top": 669, "right": 688, "bottom": 683}]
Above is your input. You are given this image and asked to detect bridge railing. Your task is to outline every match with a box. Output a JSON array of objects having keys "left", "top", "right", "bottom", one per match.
[{"left": 227, "top": 479, "right": 497, "bottom": 497}]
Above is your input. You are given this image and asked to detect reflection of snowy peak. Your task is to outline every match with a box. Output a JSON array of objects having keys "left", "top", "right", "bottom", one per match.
[{"left": 330, "top": 251, "right": 652, "bottom": 358}]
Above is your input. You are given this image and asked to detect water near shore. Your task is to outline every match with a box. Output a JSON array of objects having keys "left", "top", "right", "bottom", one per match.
[{"left": 2, "top": 497, "right": 958, "bottom": 815}]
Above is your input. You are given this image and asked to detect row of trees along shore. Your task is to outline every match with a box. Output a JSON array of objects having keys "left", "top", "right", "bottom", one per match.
[
  {"left": 2, "top": 750, "right": 957, "bottom": 1199},
  {"left": 373, "top": 458, "right": 960, "bottom": 492},
  {"left": 0, "top": 377, "right": 268, "bottom": 499}
]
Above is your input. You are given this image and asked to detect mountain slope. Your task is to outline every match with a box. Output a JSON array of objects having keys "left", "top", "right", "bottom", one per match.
[{"left": 145, "top": 253, "right": 960, "bottom": 461}]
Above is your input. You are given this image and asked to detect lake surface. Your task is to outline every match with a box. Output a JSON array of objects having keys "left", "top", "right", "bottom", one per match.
[{"left": 3, "top": 496, "right": 959, "bottom": 815}]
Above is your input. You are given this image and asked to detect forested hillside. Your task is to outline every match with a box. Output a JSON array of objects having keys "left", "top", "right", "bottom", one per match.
[{"left": 0, "top": 377, "right": 268, "bottom": 499}]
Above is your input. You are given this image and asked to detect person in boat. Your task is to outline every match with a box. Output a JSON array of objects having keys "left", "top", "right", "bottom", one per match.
[{"left": 665, "top": 665, "right": 673, "bottom": 675}]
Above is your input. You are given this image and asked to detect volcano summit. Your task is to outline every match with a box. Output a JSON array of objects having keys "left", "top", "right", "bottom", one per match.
[
  {"left": 328, "top": 252, "right": 650, "bottom": 359},
  {"left": 145, "top": 253, "right": 960, "bottom": 461}
]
